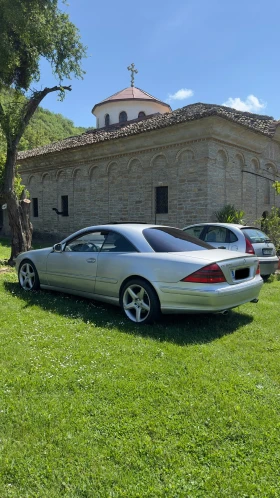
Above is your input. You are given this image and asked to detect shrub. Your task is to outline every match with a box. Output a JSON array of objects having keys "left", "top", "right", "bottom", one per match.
[
  {"left": 214, "top": 204, "right": 245, "bottom": 224},
  {"left": 259, "top": 207, "right": 280, "bottom": 255}
]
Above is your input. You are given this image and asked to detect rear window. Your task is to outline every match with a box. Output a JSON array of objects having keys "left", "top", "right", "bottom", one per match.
[
  {"left": 241, "top": 228, "right": 271, "bottom": 243},
  {"left": 143, "top": 227, "right": 214, "bottom": 252}
]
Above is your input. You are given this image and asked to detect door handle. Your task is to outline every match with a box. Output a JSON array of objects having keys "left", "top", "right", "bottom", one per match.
[
  {"left": 218, "top": 246, "right": 226, "bottom": 249},
  {"left": 86, "top": 258, "right": 96, "bottom": 263}
]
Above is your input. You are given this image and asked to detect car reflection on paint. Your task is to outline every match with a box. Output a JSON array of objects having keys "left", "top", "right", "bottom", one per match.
[{"left": 16, "top": 224, "right": 263, "bottom": 324}]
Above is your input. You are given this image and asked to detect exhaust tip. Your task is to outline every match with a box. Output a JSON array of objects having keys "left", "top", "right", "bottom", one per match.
[
  {"left": 218, "top": 310, "right": 229, "bottom": 315},
  {"left": 250, "top": 298, "right": 259, "bottom": 303}
]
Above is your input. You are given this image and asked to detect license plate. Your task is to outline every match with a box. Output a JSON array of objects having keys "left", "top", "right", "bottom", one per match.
[{"left": 262, "top": 249, "right": 272, "bottom": 255}]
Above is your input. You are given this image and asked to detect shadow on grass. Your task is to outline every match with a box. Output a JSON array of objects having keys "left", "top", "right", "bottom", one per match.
[
  {"left": 4, "top": 280, "right": 254, "bottom": 346},
  {"left": 0, "top": 237, "right": 10, "bottom": 248}
]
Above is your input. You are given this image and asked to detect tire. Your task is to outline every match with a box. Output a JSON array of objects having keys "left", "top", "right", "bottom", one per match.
[
  {"left": 121, "top": 278, "right": 160, "bottom": 324},
  {"left": 18, "top": 260, "right": 40, "bottom": 291}
]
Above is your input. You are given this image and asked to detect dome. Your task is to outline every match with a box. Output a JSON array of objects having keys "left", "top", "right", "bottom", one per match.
[{"left": 92, "top": 86, "right": 171, "bottom": 129}]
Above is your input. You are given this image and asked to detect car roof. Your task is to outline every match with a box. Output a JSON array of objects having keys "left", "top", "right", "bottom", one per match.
[{"left": 183, "top": 223, "right": 253, "bottom": 229}]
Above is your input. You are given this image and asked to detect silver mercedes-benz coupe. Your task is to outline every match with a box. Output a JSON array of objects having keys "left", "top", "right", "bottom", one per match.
[{"left": 16, "top": 224, "right": 263, "bottom": 324}]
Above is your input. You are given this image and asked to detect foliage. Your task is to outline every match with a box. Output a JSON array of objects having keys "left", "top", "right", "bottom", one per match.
[
  {"left": 0, "top": 245, "right": 279, "bottom": 496},
  {"left": 272, "top": 181, "right": 280, "bottom": 194},
  {"left": 259, "top": 207, "right": 280, "bottom": 255},
  {"left": 0, "top": 0, "right": 86, "bottom": 92},
  {"left": 214, "top": 204, "right": 245, "bottom": 224},
  {"left": 0, "top": 88, "right": 88, "bottom": 196}
]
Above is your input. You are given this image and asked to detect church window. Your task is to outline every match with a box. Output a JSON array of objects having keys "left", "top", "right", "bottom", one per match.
[
  {"left": 61, "top": 195, "right": 69, "bottom": 216},
  {"left": 155, "top": 186, "right": 168, "bottom": 214},
  {"left": 119, "top": 111, "right": 127, "bottom": 123},
  {"left": 32, "top": 198, "right": 39, "bottom": 217},
  {"left": 105, "top": 114, "right": 110, "bottom": 127},
  {"left": 138, "top": 111, "right": 146, "bottom": 119}
]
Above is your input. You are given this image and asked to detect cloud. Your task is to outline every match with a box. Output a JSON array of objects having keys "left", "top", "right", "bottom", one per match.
[
  {"left": 166, "top": 88, "right": 194, "bottom": 103},
  {"left": 222, "top": 95, "right": 266, "bottom": 113}
]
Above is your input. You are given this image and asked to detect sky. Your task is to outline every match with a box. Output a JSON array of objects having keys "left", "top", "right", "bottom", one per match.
[{"left": 38, "top": 0, "right": 280, "bottom": 128}]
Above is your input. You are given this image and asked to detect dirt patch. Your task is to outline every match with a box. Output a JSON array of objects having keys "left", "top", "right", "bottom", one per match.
[{"left": 0, "top": 266, "right": 13, "bottom": 274}]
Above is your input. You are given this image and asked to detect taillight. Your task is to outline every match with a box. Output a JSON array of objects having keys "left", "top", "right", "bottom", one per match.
[
  {"left": 245, "top": 237, "right": 255, "bottom": 254},
  {"left": 256, "top": 262, "right": 260, "bottom": 275},
  {"left": 182, "top": 263, "right": 226, "bottom": 283}
]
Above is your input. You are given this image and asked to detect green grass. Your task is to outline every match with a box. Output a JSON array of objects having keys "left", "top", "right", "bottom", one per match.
[{"left": 0, "top": 241, "right": 280, "bottom": 497}]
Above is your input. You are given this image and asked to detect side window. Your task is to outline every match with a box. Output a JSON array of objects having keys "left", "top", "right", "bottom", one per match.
[
  {"left": 65, "top": 231, "right": 108, "bottom": 252},
  {"left": 105, "top": 114, "right": 110, "bottom": 127},
  {"left": 138, "top": 111, "right": 146, "bottom": 119},
  {"left": 101, "top": 231, "right": 137, "bottom": 252},
  {"left": 228, "top": 230, "right": 238, "bottom": 243},
  {"left": 119, "top": 111, "right": 127, "bottom": 123},
  {"left": 184, "top": 226, "right": 205, "bottom": 239},
  {"left": 205, "top": 227, "right": 227, "bottom": 243}
]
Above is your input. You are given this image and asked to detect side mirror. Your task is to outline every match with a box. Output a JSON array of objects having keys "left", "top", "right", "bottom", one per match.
[{"left": 53, "top": 243, "right": 63, "bottom": 253}]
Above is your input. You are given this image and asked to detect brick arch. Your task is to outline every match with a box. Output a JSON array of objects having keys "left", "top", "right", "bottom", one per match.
[
  {"left": 106, "top": 161, "right": 119, "bottom": 175},
  {"left": 56, "top": 169, "right": 66, "bottom": 181},
  {"left": 251, "top": 157, "right": 260, "bottom": 172},
  {"left": 175, "top": 147, "right": 195, "bottom": 163},
  {"left": 27, "top": 174, "right": 36, "bottom": 186},
  {"left": 234, "top": 153, "right": 245, "bottom": 168},
  {"left": 216, "top": 149, "right": 228, "bottom": 166},
  {"left": 72, "top": 168, "right": 83, "bottom": 180},
  {"left": 127, "top": 157, "right": 142, "bottom": 172},
  {"left": 89, "top": 165, "right": 99, "bottom": 180},
  {"left": 265, "top": 162, "right": 277, "bottom": 176},
  {"left": 150, "top": 152, "right": 168, "bottom": 168},
  {"left": 42, "top": 172, "right": 51, "bottom": 183}
]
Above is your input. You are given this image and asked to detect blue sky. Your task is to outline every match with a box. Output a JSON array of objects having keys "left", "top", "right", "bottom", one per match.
[{"left": 39, "top": 0, "right": 280, "bottom": 128}]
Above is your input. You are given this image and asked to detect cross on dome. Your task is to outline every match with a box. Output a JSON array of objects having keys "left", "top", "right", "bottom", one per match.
[{"left": 127, "top": 63, "right": 138, "bottom": 87}]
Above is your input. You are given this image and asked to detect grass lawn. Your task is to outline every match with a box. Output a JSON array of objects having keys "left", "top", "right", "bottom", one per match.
[{"left": 0, "top": 239, "right": 279, "bottom": 497}]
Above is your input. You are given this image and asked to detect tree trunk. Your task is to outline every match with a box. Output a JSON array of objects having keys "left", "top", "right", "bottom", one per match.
[
  {"left": 6, "top": 191, "right": 33, "bottom": 264},
  {"left": 2, "top": 147, "right": 33, "bottom": 265}
]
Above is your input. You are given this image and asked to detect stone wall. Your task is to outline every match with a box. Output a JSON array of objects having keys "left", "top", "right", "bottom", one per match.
[{"left": 3, "top": 116, "right": 279, "bottom": 239}]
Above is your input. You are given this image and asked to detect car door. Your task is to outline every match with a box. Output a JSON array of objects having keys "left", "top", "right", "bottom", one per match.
[
  {"left": 95, "top": 231, "right": 138, "bottom": 298},
  {"left": 203, "top": 226, "right": 230, "bottom": 249},
  {"left": 46, "top": 230, "right": 108, "bottom": 293}
]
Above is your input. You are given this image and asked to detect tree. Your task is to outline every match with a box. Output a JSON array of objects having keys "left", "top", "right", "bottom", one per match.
[{"left": 0, "top": 0, "right": 86, "bottom": 264}]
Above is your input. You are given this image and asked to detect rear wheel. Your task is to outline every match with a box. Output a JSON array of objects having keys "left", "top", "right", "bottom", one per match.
[
  {"left": 121, "top": 279, "right": 160, "bottom": 324},
  {"left": 18, "top": 260, "right": 40, "bottom": 291}
]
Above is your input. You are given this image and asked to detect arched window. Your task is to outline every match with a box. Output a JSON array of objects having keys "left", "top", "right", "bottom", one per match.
[
  {"left": 138, "top": 111, "right": 146, "bottom": 119},
  {"left": 105, "top": 114, "right": 110, "bottom": 127},
  {"left": 119, "top": 111, "right": 127, "bottom": 123}
]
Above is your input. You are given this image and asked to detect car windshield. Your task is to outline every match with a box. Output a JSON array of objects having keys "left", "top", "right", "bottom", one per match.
[
  {"left": 143, "top": 227, "right": 214, "bottom": 252},
  {"left": 241, "top": 228, "right": 271, "bottom": 243}
]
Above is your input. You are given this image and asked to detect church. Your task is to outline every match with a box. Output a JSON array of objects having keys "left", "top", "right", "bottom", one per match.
[{"left": 2, "top": 65, "right": 280, "bottom": 239}]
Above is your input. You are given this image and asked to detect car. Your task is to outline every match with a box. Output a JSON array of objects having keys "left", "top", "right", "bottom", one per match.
[
  {"left": 183, "top": 223, "right": 279, "bottom": 279},
  {"left": 16, "top": 224, "right": 263, "bottom": 324}
]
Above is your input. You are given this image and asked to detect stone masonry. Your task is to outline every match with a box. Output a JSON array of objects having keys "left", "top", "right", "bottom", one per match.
[{"left": 2, "top": 103, "right": 280, "bottom": 240}]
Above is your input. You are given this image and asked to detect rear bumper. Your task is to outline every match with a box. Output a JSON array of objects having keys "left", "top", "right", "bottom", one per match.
[
  {"left": 258, "top": 256, "right": 279, "bottom": 276},
  {"left": 156, "top": 277, "right": 263, "bottom": 314}
]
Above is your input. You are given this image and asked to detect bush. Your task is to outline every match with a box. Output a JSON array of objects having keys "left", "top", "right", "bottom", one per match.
[
  {"left": 214, "top": 204, "right": 245, "bottom": 224},
  {"left": 259, "top": 207, "right": 280, "bottom": 255}
]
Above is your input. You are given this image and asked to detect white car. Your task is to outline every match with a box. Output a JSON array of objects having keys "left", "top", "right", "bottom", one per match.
[
  {"left": 16, "top": 224, "right": 263, "bottom": 324},
  {"left": 183, "top": 223, "right": 279, "bottom": 279}
]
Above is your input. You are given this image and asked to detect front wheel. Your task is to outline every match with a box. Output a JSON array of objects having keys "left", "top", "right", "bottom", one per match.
[
  {"left": 121, "top": 279, "right": 160, "bottom": 324},
  {"left": 18, "top": 260, "right": 40, "bottom": 291}
]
